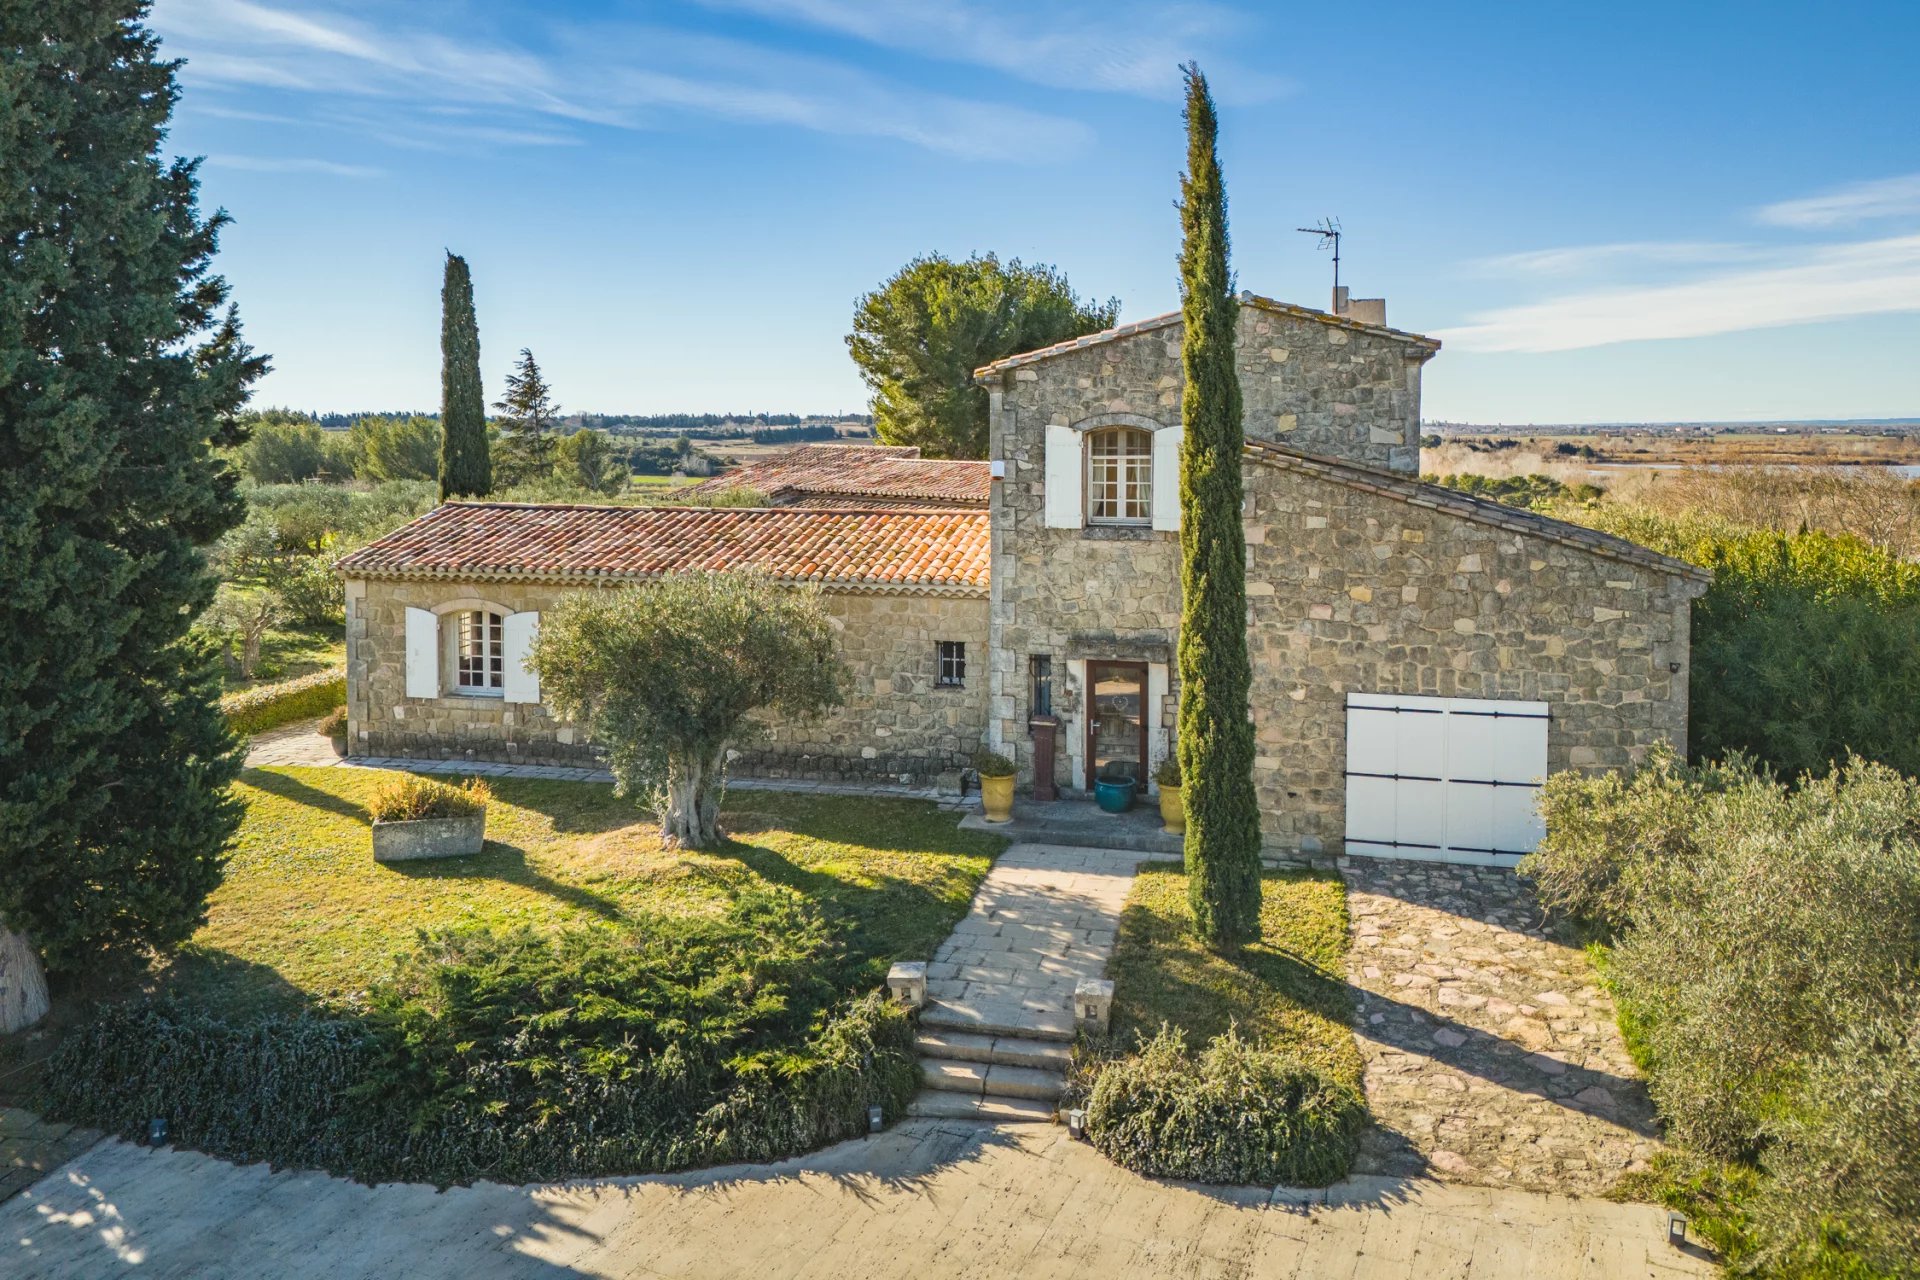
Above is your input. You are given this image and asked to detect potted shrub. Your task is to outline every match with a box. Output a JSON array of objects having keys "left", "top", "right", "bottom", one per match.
[
  {"left": 318, "top": 706, "right": 349, "bottom": 756},
  {"left": 369, "top": 775, "right": 492, "bottom": 863},
  {"left": 1155, "top": 757, "right": 1183, "bottom": 834},
  {"left": 975, "top": 749, "right": 1016, "bottom": 823}
]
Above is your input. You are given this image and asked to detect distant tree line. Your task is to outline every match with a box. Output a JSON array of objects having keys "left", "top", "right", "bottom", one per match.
[{"left": 573, "top": 412, "right": 872, "bottom": 436}]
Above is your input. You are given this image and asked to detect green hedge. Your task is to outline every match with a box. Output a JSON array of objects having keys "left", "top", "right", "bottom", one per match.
[
  {"left": 39, "top": 899, "right": 922, "bottom": 1187},
  {"left": 1086, "top": 1026, "right": 1364, "bottom": 1187},
  {"left": 220, "top": 666, "right": 345, "bottom": 737}
]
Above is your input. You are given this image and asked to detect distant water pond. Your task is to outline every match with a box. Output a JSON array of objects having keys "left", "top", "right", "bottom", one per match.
[{"left": 1585, "top": 462, "right": 1920, "bottom": 479}]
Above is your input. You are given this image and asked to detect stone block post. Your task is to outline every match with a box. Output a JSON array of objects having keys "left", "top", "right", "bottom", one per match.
[
  {"left": 887, "top": 961, "right": 927, "bottom": 1010},
  {"left": 1074, "top": 978, "right": 1114, "bottom": 1035}
]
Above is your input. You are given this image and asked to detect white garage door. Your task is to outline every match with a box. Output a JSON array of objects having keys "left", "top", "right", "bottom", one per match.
[{"left": 1343, "top": 693, "right": 1549, "bottom": 867}]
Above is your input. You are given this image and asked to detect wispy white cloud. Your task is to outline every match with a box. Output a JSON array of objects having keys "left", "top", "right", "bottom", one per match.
[
  {"left": 697, "top": 0, "right": 1288, "bottom": 100},
  {"left": 1439, "top": 234, "right": 1920, "bottom": 353},
  {"left": 1756, "top": 173, "right": 1920, "bottom": 229},
  {"left": 205, "top": 154, "right": 384, "bottom": 178},
  {"left": 151, "top": 0, "right": 1094, "bottom": 159},
  {"left": 1473, "top": 240, "right": 1766, "bottom": 277}
]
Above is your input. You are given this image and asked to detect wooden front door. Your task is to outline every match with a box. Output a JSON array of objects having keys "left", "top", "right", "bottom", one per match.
[{"left": 1085, "top": 661, "right": 1149, "bottom": 790}]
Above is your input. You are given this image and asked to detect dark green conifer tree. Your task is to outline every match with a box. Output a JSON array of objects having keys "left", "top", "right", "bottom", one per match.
[
  {"left": 438, "top": 252, "right": 490, "bottom": 499},
  {"left": 1174, "top": 64, "right": 1263, "bottom": 950},
  {"left": 0, "top": 2, "right": 267, "bottom": 1019},
  {"left": 493, "top": 347, "right": 559, "bottom": 484}
]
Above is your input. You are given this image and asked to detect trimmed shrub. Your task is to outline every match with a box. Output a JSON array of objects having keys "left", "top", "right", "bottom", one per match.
[
  {"left": 1526, "top": 754, "right": 1920, "bottom": 1274},
  {"left": 220, "top": 666, "right": 345, "bottom": 736},
  {"left": 368, "top": 775, "right": 490, "bottom": 823},
  {"left": 39, "top": 896, "right": 921, "bottom": 1187},
  {"left": 317, "top": 706, "right": 348, "bottom": 747},
  {"left": 972, "top": 749, "right": 1014, "bottom": 777},
  {"left": 1086, "top": 1025, "right": 1364, "bottom": 1187}
]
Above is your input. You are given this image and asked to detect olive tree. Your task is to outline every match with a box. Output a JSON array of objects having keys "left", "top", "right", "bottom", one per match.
[{"left": 529, "top": 572, "right": 845, "bottom": 847}]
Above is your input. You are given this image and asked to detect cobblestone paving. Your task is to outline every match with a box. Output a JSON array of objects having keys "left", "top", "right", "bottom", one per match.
[
  {"left": 1, "top": 1108, "right": 97, "bottom": 1205},
  {"left": 925, "top": 843, "right": 1143, "bottom": 1038},
  {"left": 1342, "top": 859, "right": 1662, "bottom": 1196},
  {"left": 243, "top": 720, "right": 960, "bottom": 804}
]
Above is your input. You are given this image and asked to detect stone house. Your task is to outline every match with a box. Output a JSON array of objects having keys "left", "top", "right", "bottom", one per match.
[{"left": 337, "top": 289, "right": 1708, "bottom": 866}]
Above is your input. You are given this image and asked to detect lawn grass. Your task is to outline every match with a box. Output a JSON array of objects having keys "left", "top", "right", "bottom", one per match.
[
  {"left": 222, "top": 622, "right": 345, "bottom": 693},
  {"left": 162, "top": 766, "right": 1003, "bottom": 1017},
  {"left": 1104, "top": 864, "right": 1361, "bottom": 1088}
]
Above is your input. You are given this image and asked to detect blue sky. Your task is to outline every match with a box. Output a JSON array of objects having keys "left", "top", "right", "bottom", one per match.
[{"left": 151, "top": 0, "right": 1920, "bottom": 424}]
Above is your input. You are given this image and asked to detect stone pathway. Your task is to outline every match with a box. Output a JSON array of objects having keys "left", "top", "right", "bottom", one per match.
[
  {"left": 922, "top": 843, "right": 1143, "bottom": 1041},
  {"left": 3, "top": 1118, "right": 1715, "bottom": 1278},
  {"left": 910, "top": 843, "right": 1150, "bottom": 1120},
  {"left": 1341, "top": 859, "right": 1661, "bottom": 1196},
  {"left": 1, "top": 1108, "right": 97, "bottom": 1206},
  {"left": 242, "top": 719, "right": 961, "bottom": 804}
]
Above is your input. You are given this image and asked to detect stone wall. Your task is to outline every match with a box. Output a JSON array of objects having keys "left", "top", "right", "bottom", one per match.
[
  {"left": 1241, "top": 461, "right": 1704, "bottom": 855},
  {"left": 345, "top": 577, "right": 989, "bottom": 783},
  {"left": 983, "top": 300, "right": 1437, "bottom": 798},
  {"left": 980, "top": 317, "right": 1700, "bottom": 853}
]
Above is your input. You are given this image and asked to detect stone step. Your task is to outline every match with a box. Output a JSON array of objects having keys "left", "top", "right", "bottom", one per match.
[
  {"left": 919, "top": 1058, "right": 1066, "bottom": 1103},
  {"left": 958, "top": 805, "right": 1183, "bottom": 857},
  {"left": 915, "top": 1030, "right": 1074, "bottom": 1072},
  {"left": 919, "top": 998, "right": 1075, "bottom": 1044},
  {"left": 905, "top": 1092, "right": 1056, "bottom": 1124}
]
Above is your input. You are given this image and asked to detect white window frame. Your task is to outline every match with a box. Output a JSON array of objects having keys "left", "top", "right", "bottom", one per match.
[
  {"left": 1085, "top": 426, "right": 1153, "bottom": 526},
  {"left": 454, "top": 609, "right": 507, "bottom": 696}
]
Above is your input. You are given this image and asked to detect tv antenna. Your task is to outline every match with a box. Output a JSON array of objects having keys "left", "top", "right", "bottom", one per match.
[{"left": 1296, "top": 218, "right": 1342, "bottom": 294}]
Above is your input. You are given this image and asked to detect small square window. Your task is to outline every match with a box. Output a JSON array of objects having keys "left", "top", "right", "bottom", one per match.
[{"left": 937, "top": 641, "right": 966, "bottom": 688}]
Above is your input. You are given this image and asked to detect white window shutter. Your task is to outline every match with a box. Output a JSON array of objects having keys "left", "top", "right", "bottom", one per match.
[
  {"left": 1043, "top": 424, "right": 1081, "bottom": 528},
  {"left": 503, "top": 611, "right": 541, "bottom": 705},
  {"left": 404, "top": 607, "right": 439, "bottom": 699},
  {"left": 1151, "top": 425, "right": 1183, "bottom": 531}
]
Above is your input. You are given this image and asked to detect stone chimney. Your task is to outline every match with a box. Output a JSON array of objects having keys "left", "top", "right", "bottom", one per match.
[{"left": 1331, "top": 285, "right": 1387, "bottom": 327}]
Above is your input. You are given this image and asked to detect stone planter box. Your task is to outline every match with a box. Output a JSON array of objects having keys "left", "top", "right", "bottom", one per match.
[{"left": 371, "top": 812, "right": 486, "bottom": 863}]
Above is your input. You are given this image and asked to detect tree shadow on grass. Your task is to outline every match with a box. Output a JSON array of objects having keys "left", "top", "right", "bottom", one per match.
[
  {"left": 706, "top": 835, "right": 981, "bottom": 986},
  {"left": 145, "top": 945, "right": 319, "bottom": 1018},
  {"left": 381, "top": 841, "right": 626, "bottom": 922},
  {"left": 241, "top": 767, "right": 368, "bottom": 823}
]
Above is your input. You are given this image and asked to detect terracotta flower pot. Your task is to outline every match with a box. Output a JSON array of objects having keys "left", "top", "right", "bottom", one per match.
[
  {"left": 980, "top": 773, "right": 1016, "bottom": 823},
  {"left": 1159, "top": 782, "right": 1184, "bottom": 835}
]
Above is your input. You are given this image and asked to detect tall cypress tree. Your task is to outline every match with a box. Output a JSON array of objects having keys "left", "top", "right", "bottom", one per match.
[
  {"left": 1175, "top": 64, "right": 1262, "bottom": 950},
  {"left": 438, "top": 252, "right": 490, "bottom": 500},
  {"left": 0, "top": 2, "right": 267, "bottom": 1023}
]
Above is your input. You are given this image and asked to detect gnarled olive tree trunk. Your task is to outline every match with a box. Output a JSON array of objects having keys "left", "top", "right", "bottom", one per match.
[
  {"left": 0, "top": 921, "right": 49, "bottom": 1034},
  {"left": 661, "top": 745, "right": 729, "bottom": 848}
]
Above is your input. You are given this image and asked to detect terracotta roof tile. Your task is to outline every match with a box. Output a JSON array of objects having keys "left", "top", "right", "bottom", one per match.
[
  {"left": 335, "top": 503, "right": 989, "bottom": 595},
  {"left": 685, "top": 443, "right": 989, "bottom": 506}
]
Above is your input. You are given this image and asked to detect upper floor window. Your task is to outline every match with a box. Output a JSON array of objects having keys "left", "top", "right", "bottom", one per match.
[
  {"left": 1086, "top": 427, "right": 1152, "bottom": 525},
  {"left": 456, "top": 609, "right": 505, "bottom": 694}
]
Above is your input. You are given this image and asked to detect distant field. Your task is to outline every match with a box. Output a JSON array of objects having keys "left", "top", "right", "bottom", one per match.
[{"left": 1430, "top": 430, "right": 1920, "bottom": 475}]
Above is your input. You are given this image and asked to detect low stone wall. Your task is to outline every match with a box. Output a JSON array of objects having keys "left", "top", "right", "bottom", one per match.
[{"left": 346, "top": 578, "right": 990, "bottom": 784}]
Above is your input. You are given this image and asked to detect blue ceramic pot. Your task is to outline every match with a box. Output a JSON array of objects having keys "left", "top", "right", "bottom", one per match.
[{"left": 1093, "top": 775, "right": 1137, "bottom": 814}]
